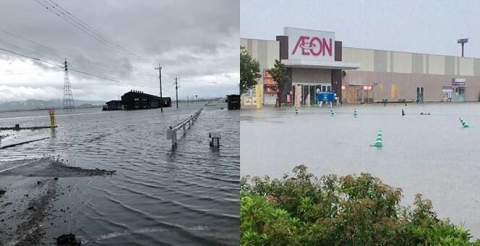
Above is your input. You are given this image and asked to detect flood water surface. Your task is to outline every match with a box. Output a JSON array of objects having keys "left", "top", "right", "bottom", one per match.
[
  {"left": 0, "top": 104, "right": 239, "bottom": 245},
  {"left": 241, "top": 103, "right": 480, "bottom": 237}
]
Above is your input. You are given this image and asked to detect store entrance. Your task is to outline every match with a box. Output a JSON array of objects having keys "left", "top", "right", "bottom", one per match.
[
  {"left": 348, "top": 85, "right": 363, "bottom": 104},
  {"left": 293, "top": 83, "right": 331, "bottom": 106},
  {"left": 452, "top": 87, "right": 466, "bottom": 102},
  {"left": 416, "top": 87, "right": 424, "bottom": 103}
]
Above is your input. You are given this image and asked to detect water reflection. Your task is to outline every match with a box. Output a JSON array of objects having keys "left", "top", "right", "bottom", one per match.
[
  {"left": 1, "top": 104, "right": 239, "bottom": 245},
  {"left": 241, "top": 103, "right": 480, "bottom": 238}
]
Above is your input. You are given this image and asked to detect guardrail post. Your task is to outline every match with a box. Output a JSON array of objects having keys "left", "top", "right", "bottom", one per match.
[{"left": 166, "top": 127, "right": 177, "bottom": 147}]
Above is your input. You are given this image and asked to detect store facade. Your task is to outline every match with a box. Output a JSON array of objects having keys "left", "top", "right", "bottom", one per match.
[{"left": 241, "top": 27, "right": 480, "bottom": 105}]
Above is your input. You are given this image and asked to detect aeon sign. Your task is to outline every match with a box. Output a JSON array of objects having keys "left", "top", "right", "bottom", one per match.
[
  {"left": 285, "top": 27, "right": 335, "bottom": 62},
  {"left": 292, "top": 36, "right": 333, "bottom": 57}
]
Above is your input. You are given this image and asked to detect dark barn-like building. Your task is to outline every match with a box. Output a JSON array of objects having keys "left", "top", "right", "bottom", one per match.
[
  {"left": 227, "top": 94, "right": 240, "bottom": 110},
  {"left": 121, "top": 90, "right": 171, "bottom": 110},
  {"left": 105, "top": 100, "right": 123, "bottom": 110}
]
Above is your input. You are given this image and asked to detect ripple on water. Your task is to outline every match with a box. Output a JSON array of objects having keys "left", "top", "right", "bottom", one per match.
[{"left": 0, "top": 105, "right": 240, "bottom": 245}]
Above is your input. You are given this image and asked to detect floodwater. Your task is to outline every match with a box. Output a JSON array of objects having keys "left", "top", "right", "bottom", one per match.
[
  {"left": 0, "top": 103, "right": 239, "bottom": 245},
  {"left": 241, "top": 103, "right": 480, "bottom": 237}
]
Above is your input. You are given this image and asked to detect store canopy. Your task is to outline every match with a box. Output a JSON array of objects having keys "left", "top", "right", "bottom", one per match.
[{"left": 282, "top": 59, "right": 360, "bottom": 70}]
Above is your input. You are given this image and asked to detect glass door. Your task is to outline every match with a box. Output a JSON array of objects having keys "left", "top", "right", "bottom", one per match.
[
  {"left": 416, "top": 87, "right": 424, "bottom": 103},
  {"left": 302, "top": 85, "right": 308, "bottom": 105},
  {"left": 308, "top": 86, "right": 314, "bottom": 105},
  {"left": 458, "top": 88, "right": 465, "bottom": 102}
]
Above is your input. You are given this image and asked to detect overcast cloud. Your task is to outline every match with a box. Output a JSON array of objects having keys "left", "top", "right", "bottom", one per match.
[
  {"left": 241, "top": 0, "right": 480, "bottom": 59},
  {"left": 0, "top": 0, "right": 239, "bottom": 102}
]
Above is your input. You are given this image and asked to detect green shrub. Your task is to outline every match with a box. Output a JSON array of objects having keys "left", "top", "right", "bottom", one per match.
[{"left": 241, "top": 165, "right": 480, "bottom": 246}]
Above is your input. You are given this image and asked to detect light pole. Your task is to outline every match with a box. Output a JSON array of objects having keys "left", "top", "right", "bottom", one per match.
[{"left": 457, "top": 38, "right": 468, "bottom": 57}]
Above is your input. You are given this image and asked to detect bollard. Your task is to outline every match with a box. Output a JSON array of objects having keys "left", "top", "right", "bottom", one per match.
[
  {"left": 459, "top": 117, "right": 470, "bottom": 128},
  {"left": 354, "top": 108, "right": 358, "bottom": 118},
  {"left": 209, "top": 132, "right": 221, "bottom": 148},
  {"left": 48, "top": 109, "right": 56, "bottom": 128},
  {"left": 401, "top": 109, "right": 405, "bottom": 116},
  {"left": 330, "top": 109, "right": 335, "bottom": 116},
  {"left": 294, "top": 107, "right": 299, "bottom": 115}
]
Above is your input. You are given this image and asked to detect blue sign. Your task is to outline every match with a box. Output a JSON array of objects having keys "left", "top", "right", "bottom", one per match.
[{"left": 317, "top": 92, "right": 335, "bottom": 102}]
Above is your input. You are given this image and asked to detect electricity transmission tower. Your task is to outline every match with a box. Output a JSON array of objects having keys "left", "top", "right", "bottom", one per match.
[{"left": 63, "top": 58, "right": 75, "bottom": 110}]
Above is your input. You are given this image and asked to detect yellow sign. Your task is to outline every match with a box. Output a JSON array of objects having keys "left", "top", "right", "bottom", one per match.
[
  {"left": 390, "top": 84, "right": 398, "bottom": 100},
  {"left": 48, "top": 109, "right": 56, "bottom": 128},
  {"left": 295, "top": 85, "right": 302, "bottom": 108},
  {"left": 255, "top": 84, "right": 263, "bottom": 109}
]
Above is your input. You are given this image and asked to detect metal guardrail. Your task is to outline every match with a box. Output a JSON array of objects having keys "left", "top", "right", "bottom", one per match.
[{"left": 166, "top": 108, "right": 203, "bottom": 147}]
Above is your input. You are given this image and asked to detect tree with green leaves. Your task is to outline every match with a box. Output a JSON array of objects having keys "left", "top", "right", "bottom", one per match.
[
  {"left": 240, "top": 46, "right": 261, "bottom": 94},
  {"left": 241, "top": 165, "right": 480, "bottom": 246},
  {"left": 268, "top": 59, "right": 289, "bottom": 107}
]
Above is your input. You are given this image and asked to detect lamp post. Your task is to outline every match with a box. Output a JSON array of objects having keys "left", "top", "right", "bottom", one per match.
[{"left": 457, "top": 38, "right": 468, "bottom": 57}]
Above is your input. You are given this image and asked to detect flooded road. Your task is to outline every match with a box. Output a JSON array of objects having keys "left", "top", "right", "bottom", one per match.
[
  {"left": 241, "top": 103, "right": 480, "bottom": 237},
  {"left": 0, "top": 103, "right": 239, "bottom": 245}
]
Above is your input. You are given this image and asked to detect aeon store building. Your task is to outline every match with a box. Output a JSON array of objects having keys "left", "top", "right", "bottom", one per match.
[{"left": 241, "top": 27, "right": 480, "bottom": 106}]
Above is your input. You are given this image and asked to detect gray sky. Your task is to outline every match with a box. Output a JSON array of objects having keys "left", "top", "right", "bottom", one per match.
[
  {"left": 0, "top": 0, "right": 239, "bottom": 102},
  {"left": 241, "top": 0, "right": 480, "bottom": 58}
]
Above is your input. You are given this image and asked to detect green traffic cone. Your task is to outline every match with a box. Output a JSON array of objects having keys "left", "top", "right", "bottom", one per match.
[
  {"left": 459, "top": 117, "right": 470, "bottom": 128},
  {"left": 374, "top": 130, "right": 383, "bottom": 147}
]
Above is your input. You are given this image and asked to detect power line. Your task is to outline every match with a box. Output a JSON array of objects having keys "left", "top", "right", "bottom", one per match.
[
  {"left": 0, "top": 45, "right": 158, "bottom": 89},
  {"left": 0, "top": 34, "right": 156, "bottom": 88},
  {"left": 69, "top": 67, "right": 158, "bottom": 88},
  {"left": 0, "top": 46, "right": 63, "bottom": 68},
  {"left": 44, "top": 0, "right": 143, "bottom": 61},
  {"left": 46, "top": 0, "right": 143, "bottom": 61},
  {"left": 35, "top": 0, "right": 138, "bottom": 61},
  {"left": 0, "top": 28, "right": 141, "bottom": 80},
  {"left": 34, "top": 0, "right": 143, "bottom": 62},
  {"left": 0, "top": 71, "right": 60, "bottom": 76},
  {"left": 0, "top": 37, "right": 45, "bottom": 59},
  {"left": 0, "top": 28, "right": 167, "bottom": 89},
  {"left": 0, "top": 28, "right": 112, "bottom": 71}
]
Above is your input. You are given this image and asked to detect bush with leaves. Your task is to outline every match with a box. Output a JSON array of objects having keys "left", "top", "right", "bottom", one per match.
[{"left": 241, "top": 165, "right": 480, "bottom": 246}]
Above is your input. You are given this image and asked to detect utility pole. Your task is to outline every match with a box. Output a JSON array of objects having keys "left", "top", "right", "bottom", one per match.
[
  {"left": 155, "top": 64, "right": 163, "bottom": 112},
  {"left": 175, "top": 76, "right": 179, "bottom": 108}
]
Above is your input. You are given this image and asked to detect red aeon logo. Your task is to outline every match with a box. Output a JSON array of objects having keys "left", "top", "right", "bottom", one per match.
[{"left": 292, "top": 36, "right": 333, "bottom": 57}]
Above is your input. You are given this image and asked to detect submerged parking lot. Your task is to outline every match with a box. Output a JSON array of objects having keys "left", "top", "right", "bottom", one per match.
[{"left": 241, "top": 102, "right": 480, "bottom": 237}]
